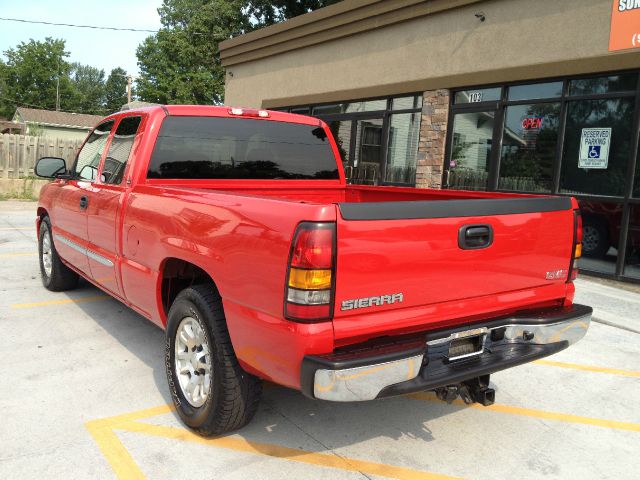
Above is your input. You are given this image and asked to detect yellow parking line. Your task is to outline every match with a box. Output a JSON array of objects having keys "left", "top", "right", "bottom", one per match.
[
  {"left": 86, "top": 421, "right": 146, "bottom": 480},
  {"left": 0, "top": 252, "right": 37, "bottom": 258},
  {"left": 534, "top": 359, "right": 640, "bottom": 378},
  {"left": 408, "top": 392, "right": 640, "bottom": 432},
  {"left": 11, "top": 295, "right": 110, "bottom": 309},
  {"left": 86, "top": 404, "right": 460, "bottom": 480}
]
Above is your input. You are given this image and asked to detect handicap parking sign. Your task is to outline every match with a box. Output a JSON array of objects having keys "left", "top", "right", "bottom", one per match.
[
  {"left": 588, "top": 145, "right": 601, "bottom": 158},
  {"left": 579, "top": 128, "right": 611, "bottom": 169}
]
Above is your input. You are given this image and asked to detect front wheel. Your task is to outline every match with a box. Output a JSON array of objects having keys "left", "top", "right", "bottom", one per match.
[
  {"left": 165, "top": 285, "right": 262, "bottom": 436},
  {"left": 38, "top": 217, "right": 79, "bottom": 291}
]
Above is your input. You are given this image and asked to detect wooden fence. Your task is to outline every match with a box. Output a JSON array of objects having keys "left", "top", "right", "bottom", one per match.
[{"left": 0, "top": 134, "right": 83, "bottom": 179}]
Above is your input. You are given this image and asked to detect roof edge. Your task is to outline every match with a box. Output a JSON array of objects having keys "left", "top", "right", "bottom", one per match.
[{"left": 219, "top": 0, "right": 483, "bottom": 67}]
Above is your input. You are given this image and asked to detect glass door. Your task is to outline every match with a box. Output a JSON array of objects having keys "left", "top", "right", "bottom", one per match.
[
  {"left": 326, "top": 116, "right": 386, "bottom": 185},
  {"left": 445, "top": 109, "right": 497, "bottom": 191}
]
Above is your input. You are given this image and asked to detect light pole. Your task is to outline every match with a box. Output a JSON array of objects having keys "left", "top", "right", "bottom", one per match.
[
  {"left": 55, "top": 55, "right": 60, "bottom": 111},
  {"left": 115, "top": 73, "right": 136, "bottom": 105}
]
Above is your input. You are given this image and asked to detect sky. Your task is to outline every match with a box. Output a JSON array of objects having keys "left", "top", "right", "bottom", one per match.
[{"left": 0, "top": 0, "right": 163, "bottom": 76}]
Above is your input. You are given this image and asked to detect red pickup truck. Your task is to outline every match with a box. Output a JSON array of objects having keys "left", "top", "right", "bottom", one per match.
[{"left": 34, "top": 105, "right": 591, "bottom": 435}]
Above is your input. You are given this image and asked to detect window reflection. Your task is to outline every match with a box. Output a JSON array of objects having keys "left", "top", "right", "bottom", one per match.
[
  {"left": 385, "top": 113, "right": 419, "bottom": 184},
  {"left": 508, "top": 82, "right": 562, "bottom": 101},
  {"left": 499, "top": 103, "right": 559, "bottom": 192},
  {"left": 448, "top": 111, "right": 494, "bottom": 190},
  {"left": 578, "top": 200, "right": 623, "bottom": 275},
  {"left": 560, "top": 98, "right": 634, "bottom": 196},
  {"left": 569, "top": 73, "right": 638, "bottom": 96},
  {"left": 623, "top": 205, "right": 640, "bottom": 279}
]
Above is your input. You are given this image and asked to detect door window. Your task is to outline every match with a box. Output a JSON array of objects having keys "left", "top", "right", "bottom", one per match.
[
  {"left": 74, "top": 120, "right": 115, "bottom": 181},
  {"left": 102, "top": 116, "right": 141, "bottom": 185},
  {"left": 447, "top": 111, "right": 495, "bottom": 190},
  {"left": 498, "top": 103, "right": 560, "bottom": 192},
  {"left": 353, "top": 118, "right": 384, "bottom": 185},
  {"left": 385, "top": 112, "right": 420, "bottom": 184}
]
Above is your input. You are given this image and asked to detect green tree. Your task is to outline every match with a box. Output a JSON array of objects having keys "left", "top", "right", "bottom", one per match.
[
  {"left": 136, "top": 0, "right": 342, "bottom": 105},
  {"left": 104, "top": 67, "right": 129, "bottom": 112},
  {"left": 68, "top": 62, "right": 106, "bottom": 114},
  {"left": 0, "top": 38, "right": 74, "bottom": 118},
  {"left": 244, "top": 1, "right": 342, "bottom": 27}
]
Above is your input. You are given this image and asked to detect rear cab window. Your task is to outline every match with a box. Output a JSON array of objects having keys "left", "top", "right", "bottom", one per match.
[{"left": 146, "top": 116, "right": 339, "bottom": 180}]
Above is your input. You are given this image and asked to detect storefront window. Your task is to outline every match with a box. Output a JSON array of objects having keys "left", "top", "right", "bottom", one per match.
[
  {"left": 447, "top": 111, "right": 494, "bottom": 190},
  {"left": 385, "top": 113, "right": 420, "bottom": 184},
  {"left": 498, "top": 103, "right": 559, "bottom": 192},
  {"left": 508, "top": 82, "right": 563, "bottom": 101},
  {"left": 623, "top": 205, "right": 640, "bottom": 279},
  {"left": 454, "top": 87, "right": 501, "bottom": 104},
  {"left": 569, "top": 73, "right": 638, "bottom": 96},
  {"left": 392, "top": 95, "right": 422, "bottom": 110},
  {"left": 327, "top": 120, "right": 352, "bottom": 166},
  {"left": 560, "top": 98, "right": 634, "bottom": 197},
  {"left": 578, "top": 200, "right": 624, "bottom": 275},
  {"left": 312, "top": 99, "right": 387, "bottom": 115}
]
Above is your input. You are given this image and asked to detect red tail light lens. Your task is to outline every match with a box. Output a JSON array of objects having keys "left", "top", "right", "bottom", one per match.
[
  {"left": 285, "top": 222, "right": 335, "bottom": 322},
  {"left": 290, "top": 228, "right": 334, "bottom": 269}
]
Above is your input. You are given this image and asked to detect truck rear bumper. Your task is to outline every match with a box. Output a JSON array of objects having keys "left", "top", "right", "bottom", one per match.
[{"left": 301, "top": 304, "right": 591, "bottom": 402}]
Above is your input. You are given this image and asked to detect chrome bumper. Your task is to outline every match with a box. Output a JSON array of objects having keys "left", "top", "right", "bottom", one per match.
[{"left": 305, "top": 304, "right": 591, "bottom": 402}]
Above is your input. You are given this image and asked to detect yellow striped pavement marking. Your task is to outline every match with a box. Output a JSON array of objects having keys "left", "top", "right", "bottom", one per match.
[
  {"left": 408, "top": 392, "right": 640, "bottom": 432},
  {"left": 0, "top": 252, "right": 37, "bottom": 258},
  {"left": 11, "top": 295, "right": 110, "bottom": 309},
  {"left": 86, "top": 403, "right": 460, "bottom": 480},
  {"left": 534, "top": 359, "right": 640, "bottom": 378}
]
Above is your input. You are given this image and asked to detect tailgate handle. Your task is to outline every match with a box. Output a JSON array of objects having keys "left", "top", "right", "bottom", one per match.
[{"left": 459, "top": 225, "right": 493, "bottom": 249}]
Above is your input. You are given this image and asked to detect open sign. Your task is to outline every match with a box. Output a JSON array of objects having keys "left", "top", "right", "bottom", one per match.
[{"left": 521, "top": 117, "right": 543, "bottom": 130}]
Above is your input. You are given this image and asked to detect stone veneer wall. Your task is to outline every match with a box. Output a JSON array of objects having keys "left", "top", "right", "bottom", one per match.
[{"left": 415, "top": 89, "right": 450, "bottom": 189}]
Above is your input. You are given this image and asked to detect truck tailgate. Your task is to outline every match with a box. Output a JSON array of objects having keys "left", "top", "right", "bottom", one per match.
[{"left": 332, "top": 197, "right": 575, "bottom": 340}]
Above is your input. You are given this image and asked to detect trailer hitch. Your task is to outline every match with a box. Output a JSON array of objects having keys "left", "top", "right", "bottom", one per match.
[{"left": 434, "top": 375, "right": 495, "bottom": 406}]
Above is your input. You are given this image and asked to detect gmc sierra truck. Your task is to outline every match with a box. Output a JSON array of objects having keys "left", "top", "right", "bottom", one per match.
[{"left": 34, "top": 105, "right": 591, "bottom": 435}]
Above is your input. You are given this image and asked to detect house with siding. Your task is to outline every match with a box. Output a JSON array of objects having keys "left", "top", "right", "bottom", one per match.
[{"left": 10, "top": 108, "right": 102, "bottom": 141}]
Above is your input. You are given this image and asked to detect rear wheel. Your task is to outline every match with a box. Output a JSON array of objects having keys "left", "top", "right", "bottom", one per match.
[
  {"left": 38, "top": 217, "right": 79, "bottom": 291},
  {"left": 165, "top": 285, "right": 262, "bottom": 436}
]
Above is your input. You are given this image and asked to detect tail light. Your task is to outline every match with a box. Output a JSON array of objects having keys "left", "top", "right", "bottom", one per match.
[
  {"left": 228, "top": 107, "right": 269, "bottom": 118},
  {"left": 285, "top": 222, "right": 335, "bottom": 322},
  {"left": 568, "top": 209, "right": 582, "bottom": 281}
]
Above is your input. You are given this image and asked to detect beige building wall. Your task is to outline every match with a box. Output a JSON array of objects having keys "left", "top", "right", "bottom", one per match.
[{"left": 221, "top": 0, "right": 640, "bottom": 109}]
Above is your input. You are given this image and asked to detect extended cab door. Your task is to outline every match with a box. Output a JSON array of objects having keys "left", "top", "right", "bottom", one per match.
[
  {"left": 85, "top": 115, "right": 143, "bottom": 298},
  {"left": 51, "top": 120, "right": 115, "bottom": 276}
]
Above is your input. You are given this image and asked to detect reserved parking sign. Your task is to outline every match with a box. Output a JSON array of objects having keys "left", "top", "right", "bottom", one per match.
[{"left": 579, "top": 128, "right": 612, "bottom": 169}]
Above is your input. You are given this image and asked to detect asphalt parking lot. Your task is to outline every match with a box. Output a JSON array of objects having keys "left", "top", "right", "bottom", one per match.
[{"left": 1, "top": 200, "right": 638, "bottom": 480}]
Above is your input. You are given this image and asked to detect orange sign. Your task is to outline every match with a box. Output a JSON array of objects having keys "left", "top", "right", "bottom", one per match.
[{"left": 609, "top": 1, "right": 640, "bottom": 51}]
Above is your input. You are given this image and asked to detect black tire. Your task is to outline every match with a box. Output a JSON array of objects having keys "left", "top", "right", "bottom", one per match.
[
  {"left": 165, "top": 285, "right": 262, "bottom": 436},
  {"left": 582, "top": 217, "right": 610, "bottom": 259},
  {"left": 38, "top": 217, "right": 79, "bottom": 291}
]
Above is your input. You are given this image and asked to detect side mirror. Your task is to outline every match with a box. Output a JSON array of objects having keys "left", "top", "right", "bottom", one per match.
[
  {"left": 34, "top": 157, "right": 70, "bottom": 179},
  {"left": 79, "top": 165, "right": 98, "bottom": 181}
]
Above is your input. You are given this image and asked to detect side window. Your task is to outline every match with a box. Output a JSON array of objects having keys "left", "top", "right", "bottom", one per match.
[
  {"left": 102, "top": 116, "right": 142, "bottom": 185},
  {"left": 74, "top": 120, "right": 115, "bottom": 180}
]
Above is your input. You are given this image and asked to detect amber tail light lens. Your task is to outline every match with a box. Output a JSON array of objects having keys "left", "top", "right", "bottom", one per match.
[
  {"left": 569, "top": 209, "right": 582, "bottom": 281},
  {"left": 285, "top": 222, "right": 335, "bottom": 322}
]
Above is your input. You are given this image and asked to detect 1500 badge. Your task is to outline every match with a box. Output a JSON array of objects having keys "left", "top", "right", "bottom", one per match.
[{"left": 341, "top": 293, "right": 404, "bottom": 311}]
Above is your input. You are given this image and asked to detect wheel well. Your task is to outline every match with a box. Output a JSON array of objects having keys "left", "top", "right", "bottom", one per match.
[{"left": 160, "top": 258, "right": 218, "bottom": 315}]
